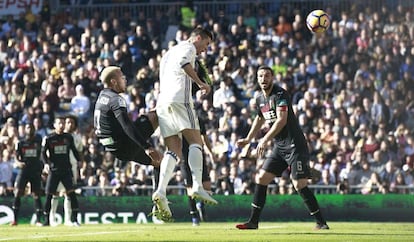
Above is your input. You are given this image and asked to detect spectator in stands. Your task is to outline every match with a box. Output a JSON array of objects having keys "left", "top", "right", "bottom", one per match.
[
  {"left": 215, "top": 165, "right": 234, "bottom": 195},
  {"left": 83, "top": 143, "right": 102, "bottom": 176},
  {"left": 70, "top": 84, "right": 91, "bottom": 131},
  {"left": 379, "top": 160, "right": 398, "bottom": 188},
  {"left": 0, "top": 149, "right": 14, "bottom": 190},
  {"left": 112, "top": 172, "right": 134, "bottom": 196},
  {"left": 212, "top": 77, "right": 235, "bottom": 110},
  {"left": 369, "top": 150, "right": 387, "bottom": 175},
  {"left": 32, "top": 116, "right": 51, "bottom": 139},
  {"left": 274, "top": 15, "right": 292, "bottom": 37},
  {"left": 130, "top": 166, "right": 152, "bottom": 196},
  {"left": 390, "top": 172, "right": 408, "bottom": 194},
  {"left": 97, "top": 170, "right": 110, "bottom": 196},
  {"left": 58, "top": 74, "right": 76, "bottom": 112},
  {"left": 2, "top": 58, "right": 19, "bottom": 83}
]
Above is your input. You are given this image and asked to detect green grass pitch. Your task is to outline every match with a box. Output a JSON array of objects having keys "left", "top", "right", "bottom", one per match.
[{"left": 1, "top": 222, "right": 414, "bottom": 241}]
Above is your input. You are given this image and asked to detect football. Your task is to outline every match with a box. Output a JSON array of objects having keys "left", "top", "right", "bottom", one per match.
[{"left": 306, "top": 9, "right": 330, "bottom": 33}]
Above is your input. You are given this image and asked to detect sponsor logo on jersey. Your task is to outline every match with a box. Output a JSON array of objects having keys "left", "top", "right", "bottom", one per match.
[
  {"left": 23, "top": 148, "right": 38, "bottom": 158},
  {"left": 54, "top": 145, "right": 67, "bottom": 154},
  {"left": 97, "top": 96, "right": 109, "bottom": 105},
  {"left": 118, "top": 97, "right": 127, "bottom": 108}
]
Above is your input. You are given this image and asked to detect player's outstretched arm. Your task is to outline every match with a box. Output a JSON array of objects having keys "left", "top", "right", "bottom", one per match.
[
  {"left": 237, "top": 115, "right": 265, "bottom": 148},
  {"left": 116, "top": 109, "right": 151, "bottom": 150}
]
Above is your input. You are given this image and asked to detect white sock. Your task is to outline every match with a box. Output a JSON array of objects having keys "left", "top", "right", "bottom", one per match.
[
  {"left": 50, "top": 196, "right": 59, "bottom": 223},
  {"left": 188, "top": 144, "right": 203, "bottom": 190},
  {"left": 156, "top": 151, "right": 178, "bottom": 195},
  {"left": 64, "top": 196, "right": 71, "bottom": 224}
]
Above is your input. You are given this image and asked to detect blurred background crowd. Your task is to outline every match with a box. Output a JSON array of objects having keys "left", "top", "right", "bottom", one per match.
[{"left": 0, "top": 0, "right": 414, "bottom": 197}]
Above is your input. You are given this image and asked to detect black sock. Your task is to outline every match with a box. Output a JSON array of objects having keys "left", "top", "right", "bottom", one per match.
[
  {"left": 12, "top": 197, "right": 21, "bottom": 222},
  {"left": 43, "top": 194, "right": 53, "bottom": 223},
  {"left": 188, "top": 196, "right": 198, "bottom": 219},
  {"left": 69, "top": 193, "right": 79, "bottom": 222},
  {"left": 153, "top": 167, "right": 160, "bottom": 191},
  {"left": 34, "top": 196, "right": 43, "bottom": 223},
  {"left": 298, "top": 186, "right": 326, "bottom": 225},
  {"left": 249, "top": 184, "right": 267, "bottom": 224}
]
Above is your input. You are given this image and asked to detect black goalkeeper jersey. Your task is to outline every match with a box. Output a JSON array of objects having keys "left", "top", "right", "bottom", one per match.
[
  {"left": 42, "top": 132, "right": 80, "bottom": 172},
  {"left": 15, "top": 135, "right": 43, "bottom": 172},
  {"left": 255, "top": 85, "right": 308, "bottom": 152},
  {"left": 94, "top": 88, "right": 149, "bottom": 150}
]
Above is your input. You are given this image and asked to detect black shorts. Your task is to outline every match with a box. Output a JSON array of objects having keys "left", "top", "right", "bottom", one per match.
[
  {"left": 45, "top": 170, "right": 75, "bottom": 194},
  {"left": 106, "top": 115, "right": 155, "bottom": 166},
  {"left": 262, "top": 146, "right": 311, "bottom": 180},
  {"left": 134, "top": 115, "right": 154, "bottom": 140},
  {"left": 110, "top": 139, "right": 152, "bottom": 165},
  {"left": 15, "top": 170, "right": 42, "bottom": 192}
]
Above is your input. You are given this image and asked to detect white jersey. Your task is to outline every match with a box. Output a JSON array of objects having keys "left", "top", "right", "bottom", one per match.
[{"left": 158, "top": 41, "right": 196, "bottom": 104}]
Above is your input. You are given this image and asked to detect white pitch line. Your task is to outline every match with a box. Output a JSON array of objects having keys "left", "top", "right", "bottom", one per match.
[
  {"left": 259, "top": 225, "right": 286, "bottom": 229},
  {"left": 0, "top": 230, "right": 139, "bottom": 241}
]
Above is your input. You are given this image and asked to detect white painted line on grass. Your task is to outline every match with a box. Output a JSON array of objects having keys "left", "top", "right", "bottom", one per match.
[{"left": 0, "top": 230, "right": 138, "bottom": 241}]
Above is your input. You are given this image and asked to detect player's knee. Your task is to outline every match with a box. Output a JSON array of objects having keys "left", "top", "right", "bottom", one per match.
[
  {"left": 189, "top": 143, "right": 202, "bottom": 152},
  {"left": 292, "top": 178, "right": 308, "bottom": 191},
  {"left": 255, "top": 171, "right": 274, "bottom": 185},
  {"left": 166, "top": 150, "right": 179, "bottom": 161},
  {"left": 148, "top": 111, "right": 159, "bottom": 129},
  {"left": 255, "top": 175, "right": 264, "bottom": 184}
]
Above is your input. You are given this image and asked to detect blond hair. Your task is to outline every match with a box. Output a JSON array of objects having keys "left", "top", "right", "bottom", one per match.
[{"left": 100, "top": 66, "right": 121, "bottom": 85}]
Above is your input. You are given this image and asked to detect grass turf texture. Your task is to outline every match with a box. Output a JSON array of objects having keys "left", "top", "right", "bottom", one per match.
[{"left": 1, "top": 222, "right": 413, "bottom": 241}]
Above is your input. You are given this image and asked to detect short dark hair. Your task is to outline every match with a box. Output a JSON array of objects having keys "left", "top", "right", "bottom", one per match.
[
  {"left": 65, "top": 114, "right": 78, "bottom": 128},
  {"left": 191, "top": 26, "right": 214, "bottom": 41},
  {"left": 257, "top": 65, "right": 274, "bottom": 75},
  {"left": 54, "top": 115, "right": 66, "bottom": 122}
]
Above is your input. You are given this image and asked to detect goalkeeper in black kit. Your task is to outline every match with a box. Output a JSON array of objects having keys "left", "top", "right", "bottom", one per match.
[{"left": 42, "top": 116, "right": 81, "bottom": 226}]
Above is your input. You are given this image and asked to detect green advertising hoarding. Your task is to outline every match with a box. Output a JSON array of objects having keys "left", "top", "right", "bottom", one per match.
[{"left": 1, "top": 194, "right": 413, "bottom": 225}]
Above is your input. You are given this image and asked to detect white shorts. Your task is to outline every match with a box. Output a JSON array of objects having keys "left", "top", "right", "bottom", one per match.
[{"left": 156, "top": 102, "right": 200, "bottom": 138}]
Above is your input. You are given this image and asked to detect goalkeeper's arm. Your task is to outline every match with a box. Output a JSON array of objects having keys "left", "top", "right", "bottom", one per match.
[{"left": 195, "top": 59, "right": 213, "bottom": 85}]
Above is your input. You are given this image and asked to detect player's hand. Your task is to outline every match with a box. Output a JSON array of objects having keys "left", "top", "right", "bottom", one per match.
[
  {"left": 198, "top": 82, "right": 211, "bottom": 96},
  {"left": 146, "top": 148, "right": 162, "bottom": 167},
  {"left": 236, "top": 138, "right": 250, "bottom": 148},
  {"left": 256, "top": 139, "right": 268, "bottom": 158},
  {"left": 43, "top": 164, "right": 50, "bottom": 175}
]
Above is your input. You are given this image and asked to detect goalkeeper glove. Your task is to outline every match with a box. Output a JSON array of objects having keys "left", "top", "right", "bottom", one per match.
[{"left": 196, "top": 59, "right": 213, "bottom": 86}]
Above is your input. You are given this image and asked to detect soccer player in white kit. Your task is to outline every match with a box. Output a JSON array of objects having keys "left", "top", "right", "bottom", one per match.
[
  {"left": 49, "top": 115, "right": 82, "bottom": 226},
  {"left": 153, "top": 26, "right": 218, "bottom": 221}
]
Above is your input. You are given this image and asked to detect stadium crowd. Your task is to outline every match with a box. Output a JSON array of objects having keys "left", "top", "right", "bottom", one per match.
[{"left": 1, "top": 1, "right": 414, "bottom": 198}]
